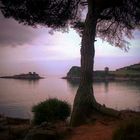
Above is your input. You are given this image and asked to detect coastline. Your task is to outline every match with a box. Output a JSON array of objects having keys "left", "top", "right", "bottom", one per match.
[
  {"left": 62, "top": 64, "right": 140, "bottom": 82},
  {"left": 62, "top": 76, "right": 140, "bottom": 82},
  {"left": 0, "top": 110, "right": 140, "bottom": 140}
]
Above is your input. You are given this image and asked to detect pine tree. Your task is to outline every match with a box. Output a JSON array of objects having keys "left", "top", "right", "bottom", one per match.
[{"left": 1, "top": 0, "right": 140, "bottom": 126}]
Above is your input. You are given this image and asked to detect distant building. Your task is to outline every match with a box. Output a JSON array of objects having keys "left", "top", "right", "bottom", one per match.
[
  {"left": 105, "top": 67, "right": 109, "bottom": 74},
  {"left": 33, "top": 72, "right": 36, "bottom": 75},
  {"left": 29, "top": 72, "right": 32, "bottom": 75}
]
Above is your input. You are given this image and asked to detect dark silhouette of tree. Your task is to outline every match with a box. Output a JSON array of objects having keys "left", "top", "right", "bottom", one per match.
[{"left": 0, "top": 0, "right": 140, "bottom": 126}]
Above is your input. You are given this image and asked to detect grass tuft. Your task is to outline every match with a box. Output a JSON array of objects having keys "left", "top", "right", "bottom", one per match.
[{"left": 113, "top": 118, "right": 140, "bottom": 140}]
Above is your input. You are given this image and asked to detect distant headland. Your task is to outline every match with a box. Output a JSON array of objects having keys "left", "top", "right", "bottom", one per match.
[
  {"left": 62, "top": 63, "right": 140, "bottom": 82},
  {"left": 0, "top": 72, "right": 43, "bottom": 80}
]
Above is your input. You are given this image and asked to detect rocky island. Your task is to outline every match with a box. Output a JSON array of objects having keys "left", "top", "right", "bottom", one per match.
[
  {"left": 63, "top": 63, "right": 140, "bottom": 82},
  {"left": 0, "top": 72, "right": 43, "bottom": 80}
]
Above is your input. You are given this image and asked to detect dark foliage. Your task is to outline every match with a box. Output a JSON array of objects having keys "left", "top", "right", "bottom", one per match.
[
  {"left": 113, "top": 118, "right": 140, "bottom": 140},
  {"left": 72, "top": 0, "right": 140, "bottom": 49},
  {"left": 0, "top": 0, "right": 80, "bottom": 29},
  {"left": 97, "top": 0, "right": 140, "bottom": 49},
  {"left": 0, "top": 0, "right": 140, "bottom": 48},
  {"left": 32, "top": 98, "right": 71, "bottom": 125}
]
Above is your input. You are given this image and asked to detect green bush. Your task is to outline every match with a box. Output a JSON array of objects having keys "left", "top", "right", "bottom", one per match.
[
  {"left": 32, "top": 98, "right": 71, "bottom": 125},
  {"left": 113, "top": 118, "right": 140, "bottom": 140}
]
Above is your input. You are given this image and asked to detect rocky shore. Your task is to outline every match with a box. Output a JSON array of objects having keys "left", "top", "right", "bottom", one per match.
[
  {"left": 0, "top": 114, "right": 30, "bottom": 140},
  {"left": 0, "top": 110, "right": 140, "bottom": 140},
  {"left": 0, "top": 114, "right": 69, "bottom": 140}
]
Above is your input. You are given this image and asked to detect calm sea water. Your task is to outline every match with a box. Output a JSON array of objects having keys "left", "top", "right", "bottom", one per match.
[{"left": 0, "top": 76, "right": 140, "bottom": 119}]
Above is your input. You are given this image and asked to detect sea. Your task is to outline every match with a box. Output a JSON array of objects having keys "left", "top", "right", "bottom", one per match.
[{"left": 0, "top": 76, "right": 140, "bottom": 119}]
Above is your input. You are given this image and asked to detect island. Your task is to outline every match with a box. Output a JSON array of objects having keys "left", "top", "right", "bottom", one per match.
[
  {"left": 0, "top": 72, "right": 43, "bottom": 80},
  {"left": 62, "top": 63, "right": 140, "bottom": 82}
]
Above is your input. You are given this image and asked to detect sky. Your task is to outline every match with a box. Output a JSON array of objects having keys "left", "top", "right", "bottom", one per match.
[{"left": 0, "top": 12, "right": 140, "bottom": 76}]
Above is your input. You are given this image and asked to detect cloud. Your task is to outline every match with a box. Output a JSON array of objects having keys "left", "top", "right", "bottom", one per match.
[
  {"left": 0, "top": 12, "right": 45, "bottom": 47},
  {"left": 134, "top": 30, "right": 140, "bottom": 39},
  {"left": 0, "top": 11, "right": 81, "bottom": 48}
]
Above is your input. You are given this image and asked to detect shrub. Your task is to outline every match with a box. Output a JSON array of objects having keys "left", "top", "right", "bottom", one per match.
[
  {"left": 113, "top": 118, "right": 140, "bottom": 140},
  {"left": 32, "top": 98, "right": 71, "bottom": 125}
]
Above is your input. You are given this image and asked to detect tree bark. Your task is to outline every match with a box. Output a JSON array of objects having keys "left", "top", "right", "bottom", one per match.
[
  {"left": 70, "top": 0, "right": 120, "bottom": 126},
  {"left": 70, "top": 1, "right": 98, "bottom": 126}
]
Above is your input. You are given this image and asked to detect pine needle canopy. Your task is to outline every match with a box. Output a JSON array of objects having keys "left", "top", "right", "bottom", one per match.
[
  {"left": 96, "top": 0, "right": 140, "bottom": 49},
  {"left": 0, "top": 0, "right": 80, "bottom": 28},
  {"left": 0, "top": 0, "right": 140, "bottom": 48}
]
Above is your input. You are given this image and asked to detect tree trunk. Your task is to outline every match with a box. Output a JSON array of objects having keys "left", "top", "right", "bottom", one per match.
[
  {"left": 70, "top": 1, "right": 120, "bottom": 126},
  {"left": 70, "top": 1, "right": 98, "bottom": 126}
]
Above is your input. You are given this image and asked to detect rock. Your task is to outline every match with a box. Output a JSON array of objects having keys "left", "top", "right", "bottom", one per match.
[
  {"left": 6, "top": 117, "right": 30, "bottom": 125},
  {"left": 0, "top": 116, "right": 8, "bottom": 131},
  {"left": 9, "top": 124, "right": 30, "bottom": 139},
  {"left": 0, "top": 72, "right": 43, "bottom": 80},
  {"left": 67, "top": 66, "right": 81, "bottom": 78},
  {"left": 0, "top": 115, "right": 31, "bottom": 140},
  {"left": 0, "top": 131, "right": 13, "bottom": 140},
  {"left": 0, "top": 115, "right": 68, "bottom": 140},
  {"left": 24, "top": 129, "right": 58, "bottom": 140},
  {"left": 24, "top": 121, "right": 69, "bottom": 140},
  {"left": 0, "top": 124, "right": 9, "bottom": 131}
]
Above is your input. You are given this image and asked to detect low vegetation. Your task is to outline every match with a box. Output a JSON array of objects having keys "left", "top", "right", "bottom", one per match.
[
  {"left": 113, "top": 118, "right": 140, "bottom": 140},
  {"left": 65, "top": 63, "right": 140, "bottom": 81},
  {"left": 32, "top": 98, "right": 71, "bottom": 125}
]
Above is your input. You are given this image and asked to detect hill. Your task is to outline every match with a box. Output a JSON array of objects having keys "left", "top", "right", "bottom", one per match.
[
  {"left": 63, "top": 63, "right": 140, "bottom": 82},
  {"left": 116, "top": 63, "right": 140, "bottom": 71}
]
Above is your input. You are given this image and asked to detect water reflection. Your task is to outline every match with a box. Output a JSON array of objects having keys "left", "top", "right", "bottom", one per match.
[
  {"left": 13, "top": 79, "right": 40, "bottom": 85},
  {"left": 104, "top": 82, "right": 109, "bottom": 93},
  {"left": 0, "top": 104, "right": 32, "bottom": 119},
  {"left": 0, "top": 77, "right": 140, "bottom": 118},
  {"left": 66, "top": 78, "right": 80, "bottom": 87},
  {"left": 66, "top": 80, "right": 78, "bottom": 95},
  {"left": 66, "top": 79, "right": 140, "bottom": 111}
]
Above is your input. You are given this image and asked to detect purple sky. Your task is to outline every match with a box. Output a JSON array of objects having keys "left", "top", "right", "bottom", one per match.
[{"left": 0, "top": 12, "right": 140, "bottom": 76}]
